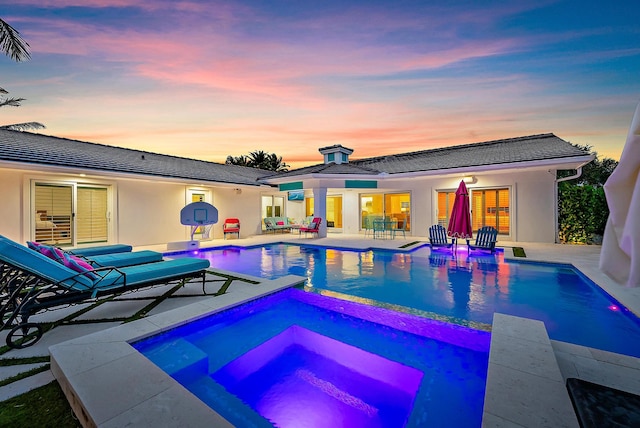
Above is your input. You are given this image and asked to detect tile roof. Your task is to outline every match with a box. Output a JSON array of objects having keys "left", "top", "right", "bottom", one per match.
[
  {"left": 264, "top": 162, "right": 380, "bottom": 178},
  {"left": 267, "top": 134, "right": 591, "bottom": 178},
  {"left": 0, "top": 129, "right": 271, "bottom": 185},
  {"left": 0, "top": 131, "right": 591, "bottom": 185}
]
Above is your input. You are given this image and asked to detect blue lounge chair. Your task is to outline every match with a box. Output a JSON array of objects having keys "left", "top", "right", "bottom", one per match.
[
  {"left": 27, "top": 242, "right": 163, "bottom": 269},
  {"left": 82, "top": 250, "right": 164, "bottom": 268},
  {"left": 0, "top": 235, "right": 209, "bottom": 348},
  {"left": 429, "top": 225, "right": 454, "bottom": 250},
  {"left": 467, "top": 226, "right": 498, "bottom": 254},
  {"left": 69, "top": 244, "right": 133, "bottom": 257}
]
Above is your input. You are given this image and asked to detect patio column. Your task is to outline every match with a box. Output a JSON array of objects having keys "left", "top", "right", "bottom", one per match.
[{"left": 312, "top": 187, "right": 327, "bottom": 238}]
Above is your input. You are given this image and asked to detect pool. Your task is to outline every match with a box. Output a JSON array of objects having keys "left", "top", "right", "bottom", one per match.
[
  {"left": 168, "top": 243, "right": 640, "bottom": 358},
  {"left": 133, "top": 287, "right": 490, "bottom": 427}
]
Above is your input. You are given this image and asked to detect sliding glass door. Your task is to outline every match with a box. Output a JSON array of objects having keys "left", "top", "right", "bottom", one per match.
[
  {"left": 360, "top": 193, "right": 411, "bottom": 232},
  {"left": 33, "top": 181, "right": 109, "bottom": 246},
  {"left": 76, "top": 187, "right": 108, "bottom": 244},
  {"left": 438, "top": 187, "right": 510, "bottom": 235},
  {"left": 34, "top": 183, "right": 73, "bottom": 245}
]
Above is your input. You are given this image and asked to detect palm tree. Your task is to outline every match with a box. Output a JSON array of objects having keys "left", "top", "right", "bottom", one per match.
[
  {"left": 247, "top": 150, "right": 270, "bottom": 169},
  {"left": 1, "top": 17, "right": 44, "bottom": 130},
  {"left": 266, "top": 152, "right": 289, "bottom": 172},
  {"left": 225, "top": 154, "right": 250, "bottom": 167},
  {"left": 225, "top": 151, "right": 289, "bottom": 172},
  {"left": 0, "top": 18, "right": 30, "bottom": 62}
]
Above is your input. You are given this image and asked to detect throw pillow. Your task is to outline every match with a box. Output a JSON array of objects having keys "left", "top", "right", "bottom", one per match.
[
  {"left": 62, "top": 253, "right": 98, "bottom": 280},
  {"left": 37, "top": 244, "right": 66, "bottom": 263},
  {"left": 26, "top": 241, "right": 41, "bottom": 251},
  {"left": 276, "top": 221, "right": 285, "bottom": 225}
]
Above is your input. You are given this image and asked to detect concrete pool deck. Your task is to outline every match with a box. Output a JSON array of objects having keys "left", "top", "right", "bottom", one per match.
[{"left": 2, "top": 234, "right": 640, "bottom": 427}]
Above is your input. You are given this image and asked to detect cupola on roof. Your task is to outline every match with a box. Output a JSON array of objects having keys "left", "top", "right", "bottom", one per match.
[{"left": 318, "top": 144, "right": 354, "bottom": 164}]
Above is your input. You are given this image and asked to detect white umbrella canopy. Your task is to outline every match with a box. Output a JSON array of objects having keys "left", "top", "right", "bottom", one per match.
[{"left": 599, "top": 102, "right": 640, "bottom": 287}]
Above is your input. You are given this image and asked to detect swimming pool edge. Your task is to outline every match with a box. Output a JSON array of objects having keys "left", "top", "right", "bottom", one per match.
[{"left": 49, "top": 274, "right": 305, "bottom": 427}]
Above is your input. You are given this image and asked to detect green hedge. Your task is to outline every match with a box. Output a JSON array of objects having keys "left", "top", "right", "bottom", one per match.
[{"left": 558, "top": 182, "right": 608, "bottom": 244}]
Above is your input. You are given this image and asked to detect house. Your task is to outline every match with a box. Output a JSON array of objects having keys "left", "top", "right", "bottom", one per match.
[{"left": 0, "top": 129, "right": 592, "bottom": 247}]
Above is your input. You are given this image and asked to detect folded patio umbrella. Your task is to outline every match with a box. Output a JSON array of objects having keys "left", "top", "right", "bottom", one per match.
[
  {"left": 447, "top": 180, "right": 473, "bottom": 241},
  {"left": 599, "top": 102, "right": 640, "bottom": 287}
]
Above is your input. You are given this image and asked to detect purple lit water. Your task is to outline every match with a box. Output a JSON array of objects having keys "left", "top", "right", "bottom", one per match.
[
  {"left": 133, "top": 288, "right": 490, "bottom": 427},
  {"left": 168, "top": 244, "right": 640, "bottom": 358}
]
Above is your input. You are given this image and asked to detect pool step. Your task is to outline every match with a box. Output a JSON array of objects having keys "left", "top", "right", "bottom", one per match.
[{"left": 482, "top": 313, "right": 579, "bottom": 427}]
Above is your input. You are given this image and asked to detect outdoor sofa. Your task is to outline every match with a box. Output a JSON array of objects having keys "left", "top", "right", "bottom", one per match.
[{"left": 264, "top": 216, "right": 293, "bottom": 233}]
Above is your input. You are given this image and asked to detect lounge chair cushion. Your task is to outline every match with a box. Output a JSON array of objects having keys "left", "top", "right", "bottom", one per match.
[
  {"left": 27, "top": 241, "right": 161, "bottom": 269},
  {"left": 93, "top": 258, "right": 211, "bottom": 292},
  {"left": 89, "top": 250, "right": 164, "bottom": 268},
  {"left": 70, "top": 244, "right": 133, "bottom": 257}
]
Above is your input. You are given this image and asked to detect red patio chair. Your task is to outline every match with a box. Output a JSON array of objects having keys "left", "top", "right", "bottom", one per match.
[
  {"left": 223, "top": 218, "right": 240, "bottom": 239},
  {"left": 299, "top": 217, "right": 321, "bottom": 237}
]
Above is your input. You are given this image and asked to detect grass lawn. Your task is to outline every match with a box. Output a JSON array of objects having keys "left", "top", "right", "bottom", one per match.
[{"left": 0, "top": 381, "right": 80, "bottom": 427}]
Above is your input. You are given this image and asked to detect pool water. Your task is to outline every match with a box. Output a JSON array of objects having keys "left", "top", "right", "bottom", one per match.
[
  {"left": 169, "top": 243, "right": 640, "bottom": 358},
  {"left": 133, "top": 288, "right": 490, "bottom": 427}
]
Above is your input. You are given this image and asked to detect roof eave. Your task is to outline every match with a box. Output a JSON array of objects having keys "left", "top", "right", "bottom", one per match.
[
  {"left": 260, "top": 172, "right": 382, "bottom": 184},
  {"left": 0, "top": 160, "right": 270, "bottom": 188},
  {"left": 261, "top": 155, "right": 595, "bottom": 183}
]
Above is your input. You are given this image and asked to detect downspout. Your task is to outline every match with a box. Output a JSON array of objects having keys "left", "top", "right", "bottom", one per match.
[{"left": 554, "top": 167, "right": 583, "bottom": 244}]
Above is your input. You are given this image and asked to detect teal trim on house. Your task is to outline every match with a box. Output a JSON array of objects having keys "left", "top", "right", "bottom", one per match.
[
  {"left": 345, "top": 180, "right": 377, "bottom": 188},
  {"left": 279, "top": 182, "right": 304, "bottom": 191}
]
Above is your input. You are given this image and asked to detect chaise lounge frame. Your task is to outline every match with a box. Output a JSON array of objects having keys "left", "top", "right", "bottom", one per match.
[{"left": 0, "top": 237, "right": 209, "bottom": 349}]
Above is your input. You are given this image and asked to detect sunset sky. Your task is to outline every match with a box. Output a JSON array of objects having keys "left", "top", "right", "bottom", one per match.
[{"left": 1, "top": 1, "right": 639, "bottom": 169}]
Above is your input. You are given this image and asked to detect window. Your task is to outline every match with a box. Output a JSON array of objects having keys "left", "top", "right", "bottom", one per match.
[
  {"left": 262, "top": 195, "right": 285, "bottom": 229},
  {"left": 437, "top": 191, "right": 457, "bottom": 228},
  {"left": 472, "top": 188, "right": 510, "bottom": 235},
  {"left": 341, "top": 153, "right": 348, "bottom": 162},
  {"left": 305, "top": 197, "right": 314, "bottom": 216},
  {"left": 188, "top": 190, "right": 211, "bottom": 239},
  {"left": 326, "top": 196, "right": 343, "bottom": 228},
  {"left": 327, "top": 153, "right": 335, "bottom": 162}
]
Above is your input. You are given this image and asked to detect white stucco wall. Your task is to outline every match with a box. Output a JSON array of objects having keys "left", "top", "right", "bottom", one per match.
[
  {"left": 0, "top": 164, "right": 562, "bottom": 247},
  {"left": 0, "top": 166, "right": 269, "bottom": 248},
  {"left": 117, "top": 180, "right": 187, "bottom": 246},
  {"left": 512, "top": 171, "right": 557, "bottom": 242},
  {"left": 379, "top": 170, "right": 557, "bottom": 242},
  {"left": 293, "top": 167, "right": 559, "bottom": 243},
  {"left": 0, "top": 168, "right": 25, "bottom": 243},
  {"left": 212, "top": 187, "right": 264, "bottom": 238}
]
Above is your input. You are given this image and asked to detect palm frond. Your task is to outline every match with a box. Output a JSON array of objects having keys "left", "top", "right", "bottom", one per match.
[
  {"left": 0, "top": 122, "right": 46, "bottom": 131},
  {"left": 0, "top": 97, "right": 25, "bottom": 108},
  {"left": 0, "top": 18, "right": 31, "bottom": 62}
]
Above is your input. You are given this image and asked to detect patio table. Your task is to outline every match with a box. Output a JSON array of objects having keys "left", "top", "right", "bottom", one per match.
[{"left": 373, "top": 219, "right": 396, "bottom": 239}]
